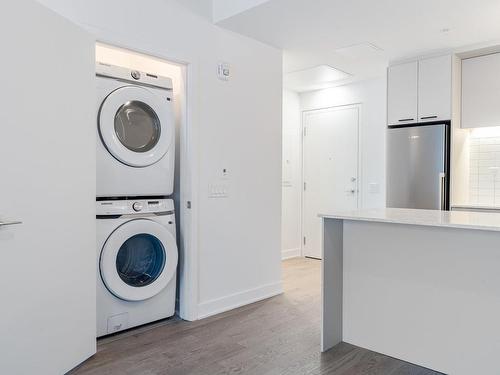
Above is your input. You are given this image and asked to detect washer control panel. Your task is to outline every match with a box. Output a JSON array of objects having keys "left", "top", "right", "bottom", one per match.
[
  {"left": 131, "top": 70, "right": 141, "bottom": 80},
  {"left": 97, "top": 199, "right": 174, "bottom": 216},
  {"left": 132, "top": 202, "right": 143, "bottom": 212}
]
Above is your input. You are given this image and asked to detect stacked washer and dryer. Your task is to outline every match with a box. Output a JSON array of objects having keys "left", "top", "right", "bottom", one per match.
[{"left": 95, "top": 62, "right": 178, "bottom": 337}]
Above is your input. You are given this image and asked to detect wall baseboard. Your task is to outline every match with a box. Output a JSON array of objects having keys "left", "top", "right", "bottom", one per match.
[
  {"left": 197, "top": 281, "right": 283, "bottom": 320},
  {"left": 282, "top": 248, "right": 301, "bottom": 260}
]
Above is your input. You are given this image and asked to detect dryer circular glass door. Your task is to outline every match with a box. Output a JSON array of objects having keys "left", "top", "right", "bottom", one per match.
[
  {"left": 99, "top": 86, "right": 174, "bottom": 167},
  {"left": 100, "top": 219, "right": 178, "bottom": 302}
]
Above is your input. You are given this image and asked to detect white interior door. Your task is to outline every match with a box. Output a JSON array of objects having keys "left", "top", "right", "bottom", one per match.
[
  {"left": 0, "top": 1, "right": 96, "bottom": 374},
  {"left": 303, "top": 106, "right": 359, "bottom": 259}
]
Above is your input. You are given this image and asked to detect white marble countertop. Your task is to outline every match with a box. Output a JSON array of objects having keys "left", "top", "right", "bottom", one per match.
[{"left": 319, "top": 208, "right": 500, "bottom": 232}]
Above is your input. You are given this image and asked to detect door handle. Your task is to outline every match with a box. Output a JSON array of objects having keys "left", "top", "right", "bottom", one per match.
[
  {"left": 421, "top": 115, "right": 438, "bottom": 120},
  {"left": 439, "top": 173, "right": 446, "bottom": 210},
  {"left": 0, "top": 220, "right": 23, "bottom": 227}
]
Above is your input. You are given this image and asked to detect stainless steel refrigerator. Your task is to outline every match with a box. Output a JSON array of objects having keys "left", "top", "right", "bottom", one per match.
[{"left": 387, "top": 122, "right": 450, "bottom": 210}]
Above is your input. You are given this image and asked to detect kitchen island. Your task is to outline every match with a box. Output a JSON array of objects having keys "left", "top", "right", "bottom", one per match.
[{"left": 321, "top": 208, "right": 500, "bottom": 375}]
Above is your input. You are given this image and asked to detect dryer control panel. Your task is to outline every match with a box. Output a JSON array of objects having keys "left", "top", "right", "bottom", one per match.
[
  {"left": 96, "top": 62, "right": 173, "bottom": 91},
  {"left": 96, "top": 199, "right": 174, "bottom": 216}
]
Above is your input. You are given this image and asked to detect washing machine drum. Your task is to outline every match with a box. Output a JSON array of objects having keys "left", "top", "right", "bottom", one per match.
[
  {"left": 99, "top": 85, "right": 174, "bottom": 167},
  {"left": 100, "top": 219, "right": 178, "bottom": 302}
]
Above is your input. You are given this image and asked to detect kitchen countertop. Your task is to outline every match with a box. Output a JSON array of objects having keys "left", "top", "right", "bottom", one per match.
[
  {"left": 319, "top": 207, "right": 500, "bottom": 232},
  {"left": 321, "top": 207, "right": 500, "bottom": 373}
]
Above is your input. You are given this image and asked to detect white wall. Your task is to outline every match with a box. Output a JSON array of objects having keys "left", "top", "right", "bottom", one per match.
[
  {"left": 39, "top": 0, "right": 283, "bottom": 320},
  {"left": 281, "top": 78, "right": 387, "bottom": 256},
  {"left": 282, "top": 90, "right": 302, "bottom": 259}
]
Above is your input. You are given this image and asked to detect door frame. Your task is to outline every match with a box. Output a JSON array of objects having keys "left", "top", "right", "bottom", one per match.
[
  {"left": 300, "top": 104, "right": 363, "bottom": 257},
  {"left": 95, "top": 38, "right": 200, "bottom": 321}
]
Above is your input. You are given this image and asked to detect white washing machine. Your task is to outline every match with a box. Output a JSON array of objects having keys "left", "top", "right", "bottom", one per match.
[
  {"left": 96, "top": 198, "right": 178, "bottom": 337},
  {"left": 96, "top": 62, "right": 175, "bottom": 198}
]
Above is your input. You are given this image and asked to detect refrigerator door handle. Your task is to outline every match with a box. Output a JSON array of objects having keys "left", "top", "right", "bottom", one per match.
[
  {"left": 0, "top": 220, "right": 23, "bottom": 227},
  {"left": 439, "top": 172, "right": 446, "bottom": 210}
]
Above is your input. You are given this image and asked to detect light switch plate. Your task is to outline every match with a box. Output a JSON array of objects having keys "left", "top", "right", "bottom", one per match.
[
  {"left": 217, "top": 62, "right": 230, "bottom": 81},
  {"left": 368, "top": 182, "right": 380, "bottom": 193},
  {"left": 209, "top": 183, "right": 229, "bottom": 198}
]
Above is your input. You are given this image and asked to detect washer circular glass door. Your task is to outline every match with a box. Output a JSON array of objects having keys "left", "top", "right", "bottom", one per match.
[
  {"left": 100, "top": 219, "right": 178, "bottom": 301},
  {"left": 99, "top": 86, "right": 174, "bottom": 167}
]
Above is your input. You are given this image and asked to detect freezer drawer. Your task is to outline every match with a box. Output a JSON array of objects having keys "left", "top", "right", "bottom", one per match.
[{"left": 387, "top": 124, "right": 448, "bottom": 210}]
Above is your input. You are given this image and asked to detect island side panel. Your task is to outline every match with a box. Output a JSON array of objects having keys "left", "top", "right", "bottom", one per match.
[
  {"left": 321, "top": 218, "right": 343, "bottom": 352},
  {"left": 342, "top": 220, "right": 500, "bottom": 375}
]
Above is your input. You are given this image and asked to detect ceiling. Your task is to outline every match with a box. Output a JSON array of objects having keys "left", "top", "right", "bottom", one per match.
[{"left": 213, "top": 0, "right": 500, "bottom": 91}]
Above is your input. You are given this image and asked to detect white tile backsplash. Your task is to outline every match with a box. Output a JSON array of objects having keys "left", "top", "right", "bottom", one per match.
[{"left": 469, "top": 136, "right": 500, "bottom": 205}]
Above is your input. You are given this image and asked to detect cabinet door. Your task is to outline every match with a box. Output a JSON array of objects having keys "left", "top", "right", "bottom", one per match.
[
  {"left": 462, "top": 53, "right": 500, "bottom": 128},
  {"left": 387, "top": 61, "right": 418, "bottom": 125},
  {"left": 418, "top": 55, "right": 452, "bottom": 122}
]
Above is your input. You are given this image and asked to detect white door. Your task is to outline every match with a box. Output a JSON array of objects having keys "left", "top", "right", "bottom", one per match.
[
  {"left": 387, "top": 61, "right": 418, "bottom": 126},
  {"left": 0, "top": 1, "right": 96, "bottom": 374},
  {"left": 302, "top": 106, "right": 359, "bottom": 259}
]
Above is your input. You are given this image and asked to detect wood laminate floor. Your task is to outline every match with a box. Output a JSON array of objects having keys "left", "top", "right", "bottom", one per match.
[{"left": 71, "top": 258, "right": 442, "bottom": 375}]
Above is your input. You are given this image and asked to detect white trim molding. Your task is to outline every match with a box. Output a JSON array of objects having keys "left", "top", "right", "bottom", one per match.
[
  {"left": 282, "top": 248, "right": 301, "bottom": 260},
  {"left": 197, "top": 282, "right": 283, "bottom": 319}
]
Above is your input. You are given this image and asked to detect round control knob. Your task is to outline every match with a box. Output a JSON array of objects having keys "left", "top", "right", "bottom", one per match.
[
  {"left": 131, "top": 70, "right": 141, "bottom": 80},
  {"left": 132, "top": 202, "right": 143, "bottom": 212}
]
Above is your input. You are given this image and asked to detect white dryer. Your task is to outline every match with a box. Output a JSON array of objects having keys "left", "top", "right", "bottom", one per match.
[
  {"left": 96, "top": 62, "right": 175, "bottom": 197},
  {"left": 96, "top": 198, "right": 178, "bottom": 337}
]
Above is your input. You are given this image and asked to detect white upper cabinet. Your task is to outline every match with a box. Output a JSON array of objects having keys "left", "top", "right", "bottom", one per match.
[
  {"left": 462, "top": 53, "right": 500, "bottom": 128},
  {"left": 418, "top": 55, "right": 452, "bottom": 123},
  {"left": 387, "top": 61, "right": 418, "bottom": 125},
  {"left": 387, "top": 55, "right": 452, "bottom": 126}
]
